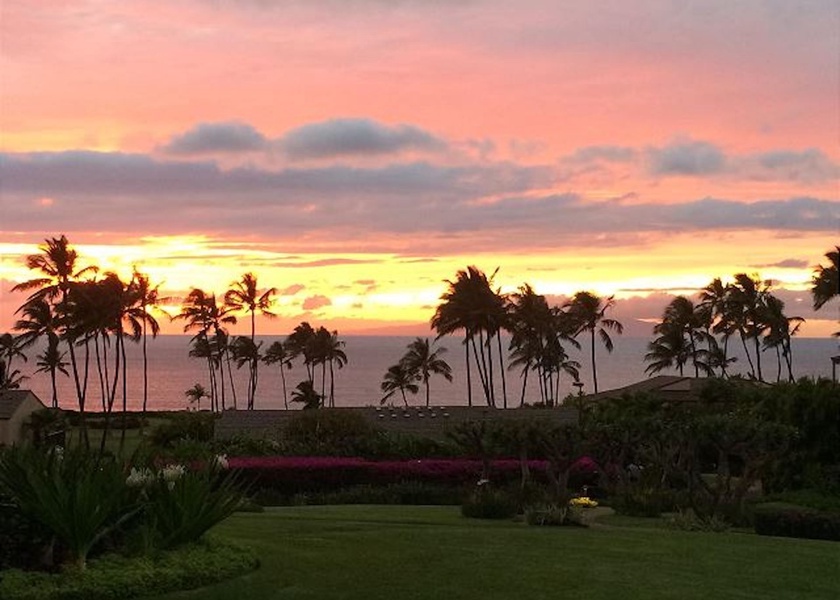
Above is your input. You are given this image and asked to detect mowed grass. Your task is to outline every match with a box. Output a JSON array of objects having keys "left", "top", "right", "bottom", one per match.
[{"left": 147, "top": 505, "right": 839, "bottom": 600}]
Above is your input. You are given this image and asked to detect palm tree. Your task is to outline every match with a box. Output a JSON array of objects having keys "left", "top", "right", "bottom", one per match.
[
  {"left": 128, "top": 269, "right": 162, "bottom": 421},
  {"left": 176, "top": 289, "right": 236, "bottom": 410},
  {"left": 263, "top": 340, "right": 292, "bottom": 409},
  {"left": 0, "top": 333, "right": 27, "bottom": 390},
  {"left": 12, "top": 235, "right": 96, "bottom": 441},
  {"left": 565, "top": 291, "right": 623, "bottom": 394},
  {"left": 812, "top": 246, "right": 839, "bottom": 336},
  {"left": 290, "top": 380, "right": 322, "bottom": 410},
  {"left": 14, "top": 298, "right": 64, "bottom": 406},
  {"left": 432, "top": 266, "right": 507, "bottom": 407},
  {"left": 698, "top": 278, "right": 736, "bottom": 376},
  {"left": 230, "top": 336, "right": 263, "bottom": 407},
  {"left": 285, "top": 322, "right": 317, "bottom": 385},
  {"left": 225, "top": 273, "right": 277, "bottom": 410},
  {"left": 507, "top": 286, "right": 580, "bottom": 405},
  {"left": 34, "top": 338, "right": 69, "bottom": 407},
  {"left": 400, "top": 337, "right": 452, "bottom": 407},
  {"left": 645, "top": 322, "right": 692, "bottom": 376},
  {"left": 185, "top": 383, "right": 208, "bottom": 411},
  {"left": 653, "top": 296, "right": 705, "bottom": 377},
  {"left": 762, "top": 294, "right": 804, "bottom": 382},
  {"left": 380, "top": 363, "right": 419, "bottom": 407},
  {"left": 725, "top": 274, "right": 770, "bottom": 381},
  {"left": 314, "top": 328, "right": 347, "bottom": 408}
]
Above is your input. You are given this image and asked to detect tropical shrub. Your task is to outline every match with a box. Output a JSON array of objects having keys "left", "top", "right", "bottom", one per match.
[
  {"left": 279, "top": 409, "right": 380, "bottom": 456},
  {"left": 666, "top": 509, "right": 730, "bottom": 533},
  {"left": 0, "top": 446, "right": 139, "bottom": 570},
  {"left": 0, "top": 490, "right": 54, "bottom": 571},
  {"left": 149, "top": 412, "right": 215, "bottom": 448},
  {"left": 753, "top": 503, "right": 840, "bottom": 541},
  {"left": 0, "top": 538, "right": 258, "bottom": 600},
  {"left": 525, "top": 503, "right": 585, "bottom": 527},
  {"left": 461, "top": 484, "right": 518, "bottom": 520}
]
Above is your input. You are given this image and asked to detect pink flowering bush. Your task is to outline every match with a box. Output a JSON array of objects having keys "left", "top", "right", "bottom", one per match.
[{"left": 228, "top": 455, "right": 599, "bottom": 497}]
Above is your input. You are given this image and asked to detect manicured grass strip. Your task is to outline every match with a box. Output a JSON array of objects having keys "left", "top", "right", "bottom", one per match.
[
  {"left": 0, "top": 539, "right": 258, "bottom": 600},
  {"left": 150, "top": 505, "right": 838, "bottom": 600}
]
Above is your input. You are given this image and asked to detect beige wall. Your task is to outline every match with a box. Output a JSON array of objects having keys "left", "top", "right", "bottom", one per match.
[{"left": 0, "top": 394, "right": 43, "bottom": 446}]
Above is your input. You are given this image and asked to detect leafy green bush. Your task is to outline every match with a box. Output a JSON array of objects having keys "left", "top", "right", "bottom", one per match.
[
  {"left": 524, "top": 503, "right": 585, "bottom": 527},
  {"left": 461, "top": 484, "right": 518, "bottom": 520},
  {"left": 132, "top": 465, "right": 243, "bottom": 550},
  {"left": 757, "top": 489, "right": 840, "bottom": 513},
  {"left": 666, "top": 509, "right": 730, "bottom": 533},
  {"left": 0, "top": 491, "right": 54, "bottom": 570},
  {"left": 753, "top": 502, "right": 840, "bottom": 541},
  {"left": 0, "top": 446, "right": 138, "bottom": 570},
  {"left": 282, "top": 481, "right": 463, "bottom": 506},
  {"left": 0, "top": 538, "right": 258, "bottom": 600},
  {"left": 279, "top": 409, "right": 380, "bottom": 456},
  {"left": 149, "top": 412, "right": 216, "bottom": 448}
]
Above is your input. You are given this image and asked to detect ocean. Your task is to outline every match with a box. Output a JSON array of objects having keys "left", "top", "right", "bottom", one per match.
[{"left": 15, "top": 335, "right": 840, "bottom": 412}]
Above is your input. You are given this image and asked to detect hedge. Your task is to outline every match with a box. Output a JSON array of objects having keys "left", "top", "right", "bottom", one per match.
[{"left": 753, "top": 502, "right": 840, "bottom": 542}]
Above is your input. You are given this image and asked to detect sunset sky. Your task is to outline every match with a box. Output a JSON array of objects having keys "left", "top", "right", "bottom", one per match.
[{"left": 1, "top": 0, "right": 838, "bottom": 336}]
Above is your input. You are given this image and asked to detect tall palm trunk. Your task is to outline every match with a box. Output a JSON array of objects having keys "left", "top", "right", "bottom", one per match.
[
  {"left": 753, "top": 335, "right": 763, "bottom": 382},
  {"left": 590, "top": 328, "right": 599, "bottom": 394},
  {"left": 464, "top": 336, "right": 472, "bottom": 407},
  {"left": 141, "top": 316, "right": 149, "bottom": 433},
  {"left": 739, "top": 331, "right": 756, "bottom": 379},
  {"left": 496, "top": 332, "right": 507, "bottom": 409},
  {"left": 119, "top": 332, "right": 128, "bottom": 451}
]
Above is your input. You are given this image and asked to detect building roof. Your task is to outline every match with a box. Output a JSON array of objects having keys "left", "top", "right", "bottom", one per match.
[
  {"left": 582, "top": 375, "right": 714, "bottom": 404},
  {"left": 216, "top": 405, "right": 579, "bottom": 440},
  {"left": 0, "top": 389, "right": 45, "bottom": 420}
]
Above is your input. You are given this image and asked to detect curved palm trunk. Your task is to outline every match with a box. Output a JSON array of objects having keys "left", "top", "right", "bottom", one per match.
[
  {"left": 496, "top": 332, "right": 507, "bottom": 409},
  {"left": 424, "top": 377, "right": 430, "bottom": 407},
  {"left": 49, "top": 366, "right": 58, "bottom": 408},
  {"left": 518, "top": 366, "right": 529, "bottom": 407},
  {"left": 225, "top": 354, "right": 238, "bottom": 410},
  {"left": 119, "top": 333, "right": 128, "bottom": 452},
  {"left": 590, "top": 328, "right": 599, "bottom": 394},
  {"left": 739, "top": 331, "right": 756, "bottom": 379},
  {"left": 470, "top": 334, "right": 492, "bottom": 406},
  {"left": 753, "top": 336, "right": 763, "bottom": 382},
  {"left": 141, "top": 318, "right": 149, "bottom": 434},
  {"left": 329, "top": 360, "right": 336, "bottom": 408},
  {"left": 464, "top": 336, "right": 472, "bottom": 407},
  {"left": 280, "top": 365, "right": 288, "bottom": 409}
]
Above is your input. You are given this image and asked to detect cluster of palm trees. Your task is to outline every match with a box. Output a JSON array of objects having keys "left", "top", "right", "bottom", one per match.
[
  {"left": 430, "top": 266, "right": 624, "bottom": 408},
  {"left": 6, "top": 236, "right": 161, "bottom": 447},
  {"left": 4, "top": 237, "right": 838, "bottom": 419},
  {"left": 645, "top": 252, "right": 839, "bottom": 384},
  {"left": 381, "top": 337, "right": 453, "bottom": 406}
]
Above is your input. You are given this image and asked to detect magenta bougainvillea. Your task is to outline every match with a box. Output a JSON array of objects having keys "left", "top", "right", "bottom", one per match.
[{"left": 229, "top": 456, "right": 599, "bottom": 494}]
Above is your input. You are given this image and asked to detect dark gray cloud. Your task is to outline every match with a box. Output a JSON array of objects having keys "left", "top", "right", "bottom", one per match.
[
  {"left": 648, "top": 139, "right": 727, "bottom": 176},
  {"left": 1, "top": 150, "right": 836, "bottom": 255},
  {"left": 161, "top": 122, "right": 270, "bottom": 155},
  {"left": 279, "top": 118, "right": 447, "bottom": 160},
  {"left": 752, "top": 149, "right": 839, "bottom": 184},
  {"left": 566, "top": 145, "right": 637, "bottom": 163}
]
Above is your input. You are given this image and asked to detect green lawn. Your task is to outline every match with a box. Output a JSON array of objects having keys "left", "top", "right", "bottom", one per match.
[{"left": 147, "top": 505, "right": 839, "bottom": 600}]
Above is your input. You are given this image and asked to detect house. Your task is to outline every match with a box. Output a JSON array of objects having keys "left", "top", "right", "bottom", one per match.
[
  {"left": 581, "top": 375, "right": 718, "bottom": 404},
  {"left": 0, "top": 389, "right": 47, "bottom": 446}
]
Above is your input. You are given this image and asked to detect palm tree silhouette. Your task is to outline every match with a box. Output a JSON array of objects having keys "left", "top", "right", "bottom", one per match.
[
  {"left": 263, "top": 340, "right": 292, "bottom": 409},
  {"left": 508, "top": 285, "right": 579, "bottom": 405},
  {"left": 566, "top": 291, "right": 623, "bottom": 394},
  {"left": 400, "top": 337, "right": 452, "bottom": 407},
  {"left": 726, "top": 274, "right": 770, "bottom": 381},
  {"left": 14, "top": 298, "right": 63, "bottom": 406},
  {"left": 129, "top": 269, "right": 162, "bottom": 421},
  {"left": 13, "top": 235, "right": 96, "bottom": 442},
  {"left": 0, "top": 333, "right": 27, "bottom": 390},
  {"left": 285, "top": 322, "right": 318, "bottom": 385},
  {"left": 313, "top": 328, "right": 347, "bottom": 408},
  {"left": 432, "top": 266, "right": 507, "bottom": 407},
  {"left": 645, "top": 323, "right": 692, "bottom": 376},
  {"left": 34, "top": 339, "right": 69, "bottom": 406},
  {"left": 290, "top": 380, "right": 322, "bottom": 410},
  {"left": 762, "top": 294, "right": 804, "bottom": 382},
  {"left": 225, "top": 273, "right": 277, "bottom": 409},
  {"left": 811, "top": 247, "right": 839, "bottom": 336},
  {"left": 380, "top": 363, "right": 419, "bottom": 407},
  {"left": 654, "top": 296, "right": 705, "bottom": 377}
]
